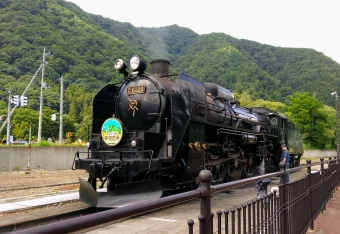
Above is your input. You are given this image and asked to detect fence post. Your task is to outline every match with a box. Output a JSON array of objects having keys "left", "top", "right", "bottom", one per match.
[
  {"left": 188, "top": 219, "right": 194, "bottom": 234},
  {"left": 256, "top": 198, "right": 260, "bottom": 233},
  {"left": 237, "top": 206, "right": 241, "bottom": 234},
  {"left": 334, "top": 157, "right": 338, "bottom": 192},
  {"left": 279, "top": 161, "right": 287, "bottom": 234},
  {"left": 337, "top": 156, "right": 340, "bottom": 189},
  {"left": 231, "top": 209, "right": 236, "bottom": 234},
  {"left": 224, "top": 209, "right": 229, "bottom": 234},
  {"left": 328, "top": 156, "right": 334, "bottom": 198},
  {"left": 320, "top": 157, "right": 325, "bottom": 212},
  {"left": 247, "top": 202, "right": 251, "bottom": 234},
  {"left": 273, "top": 190, "right": 278, "bottom": 234},
  {"left": 198, "top": 215, "right": 205, "bottom": 234},
  {"left": 198, "top": 170, "right": 213, "bottom": 234},
  {"left": 307, "top": 159, "right": 314, "bottom": 230},
  {"left": 217, "top": 210, "right": 222, "bottom": 234},
  {"left": 242, "top": 204, "right": 247, "bottom": 234},
  {"left": 211, "top": 212, "right": 214, "bottom": 234}
]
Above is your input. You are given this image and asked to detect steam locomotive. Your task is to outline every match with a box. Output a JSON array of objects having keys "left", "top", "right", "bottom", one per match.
[{"left": 73, "top": 55, "right": 303, "bottom": 207}]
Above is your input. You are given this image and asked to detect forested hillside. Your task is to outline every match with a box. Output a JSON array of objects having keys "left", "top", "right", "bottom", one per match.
[
  {"left": 238, "top": 40, "right": 340, "bottom": 104},
  {"left": 173, "top": 33, "right": 282, "bottom": 101},
  {"left": 0, "top": 0, "right": 340, "bottom": 148}
]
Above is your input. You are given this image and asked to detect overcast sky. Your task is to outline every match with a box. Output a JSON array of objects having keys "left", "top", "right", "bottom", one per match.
[{"left": 67, "top": 0, "right": 340, "bottom": 64}]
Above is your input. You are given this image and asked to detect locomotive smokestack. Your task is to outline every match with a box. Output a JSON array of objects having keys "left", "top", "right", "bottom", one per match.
[{"left": 151, "top": 59, "right": 170, "bottom": 78}]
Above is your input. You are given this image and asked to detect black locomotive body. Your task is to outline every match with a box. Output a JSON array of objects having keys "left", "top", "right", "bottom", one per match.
[{"left": 73, "top": 55, "right": 303, "bottom": 207}]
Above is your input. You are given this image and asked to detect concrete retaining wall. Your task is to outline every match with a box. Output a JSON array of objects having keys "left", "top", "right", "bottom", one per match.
[
  {"left": 0, "top": 146, "right": 84, "bottom": 171},
  {"left": 0, "top": 147, "right": 337, "bottom": 171},
  {"left": 303, "top": 149, "right": 337, "bottom": 158}
]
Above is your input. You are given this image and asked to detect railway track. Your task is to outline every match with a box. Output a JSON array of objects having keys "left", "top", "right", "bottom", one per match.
[
  {"left": 0, "top": 203, "right": 111, "bottom": 233},
  {"left": 0, "top": 181, "right": 80, "bottom": 192},
  {"left": 0, "top": 181, "right": 81, "bottom": 205}
]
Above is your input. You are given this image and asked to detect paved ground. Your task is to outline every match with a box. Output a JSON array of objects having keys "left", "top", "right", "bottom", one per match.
[
  {"left": 84, "top": 170, "right": 308, "bottom": 234},
  {"left": 306, "top": 187, "right": 340, "bottom": 234}
]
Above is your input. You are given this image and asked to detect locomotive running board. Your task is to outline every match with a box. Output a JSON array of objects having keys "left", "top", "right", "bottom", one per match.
[{"left": 79, "top": 178, "right": 163, "bottom": 208}]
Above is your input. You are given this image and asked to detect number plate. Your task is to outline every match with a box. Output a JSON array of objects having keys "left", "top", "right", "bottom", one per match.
[{"left": 127, "top": 86, "right": 146, "bottom": 95}]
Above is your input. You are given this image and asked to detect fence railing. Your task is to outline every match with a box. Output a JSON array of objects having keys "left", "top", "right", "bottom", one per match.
[{"left": 15, "top": 157, "right": 340, "bottom": 234}]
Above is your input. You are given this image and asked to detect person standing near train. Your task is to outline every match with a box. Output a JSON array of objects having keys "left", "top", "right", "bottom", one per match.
[{"left": 281, "top": 144, "right": 290, "bottom": 182}]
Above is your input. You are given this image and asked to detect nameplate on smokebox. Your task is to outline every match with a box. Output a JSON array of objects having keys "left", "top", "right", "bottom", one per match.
[{"left": 127, "top": 86, "right": 146, "bottom": 95}]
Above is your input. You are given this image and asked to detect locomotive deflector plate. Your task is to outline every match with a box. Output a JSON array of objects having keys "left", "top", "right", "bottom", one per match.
[{"left": 79, "top": 178, "right": 163, "bottom": 208}]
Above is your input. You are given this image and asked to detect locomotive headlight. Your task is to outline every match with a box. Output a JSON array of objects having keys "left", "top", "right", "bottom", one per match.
[
  {"left": 129, "top": 55, "right": 147, "bottom": 73},
  {"left": 114, "top": 59, "right": 127, "bottom": 71},
  {"left": 130, "top": 56, "right": 140, "bottom": 70},
  {"left": 131, "top": 140, "right": 137, "bottom": 148},
  {"left": 85, "top": 141, "right": 91, "bottom": 149}
]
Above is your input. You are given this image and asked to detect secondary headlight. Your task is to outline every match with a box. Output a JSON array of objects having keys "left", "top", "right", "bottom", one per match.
[
  {"left": 85, "top": 142, "right": 91, "bottom": 149},
  {"left": 114, "top": 59, "right": 127, "bottom": 71},
  {"left": 131, "top": 140, "right": 137, "bottom": 148},
  {"left": 129, "top": 55, "right": 147, "bottom": 72}
]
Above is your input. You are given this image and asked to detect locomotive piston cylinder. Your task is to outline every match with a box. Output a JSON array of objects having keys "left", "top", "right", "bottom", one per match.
[{"left": 240, "top": 134, "right": 257, "bottom": 145}]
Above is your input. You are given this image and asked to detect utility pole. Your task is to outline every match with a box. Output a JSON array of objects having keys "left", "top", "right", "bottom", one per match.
[
  {"left": 337, "top": 94, "right": 340, "bottom": 157},
  {"left": 6, "top": 87, "right": 11, "bottom": 145},
  {"left": 332, "top": 92, "right": 339, "bottom": 156},
  {"left": 59, "top": 76, "right": 63, "bottom": 144},
  {"left": 337, "top": 95, "right": 339, "bottom": 147},
  {"left": 37, "top": 47, "right": 49, "bottom": 142},
  {"left": 27, "top": 123, "right": 32, "bottom": 172}
]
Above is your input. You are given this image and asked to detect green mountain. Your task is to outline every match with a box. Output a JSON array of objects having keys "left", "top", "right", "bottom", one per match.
[
  {"left": 238, "top": 40, "right": 340, "bottom": 104},
  {"left": 1, "top": 0, "right": 340, "bottom": 123},
  {"left": 173, "top": 33, "right": 282, "bottom": 101}
]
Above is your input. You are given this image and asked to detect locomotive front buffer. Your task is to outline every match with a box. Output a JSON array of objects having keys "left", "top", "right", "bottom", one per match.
[{"left": 73, "top": 149, "right": 163, "bottom": 207}]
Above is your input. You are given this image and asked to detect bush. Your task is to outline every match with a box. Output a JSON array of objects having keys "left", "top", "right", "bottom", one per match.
[{"left": 35, "top": 140, "right": 57, "bottom": 146}]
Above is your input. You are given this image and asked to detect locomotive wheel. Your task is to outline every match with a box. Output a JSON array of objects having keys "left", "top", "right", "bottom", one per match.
[
  {"left": 211, "top": 162, "right": 228, "bottom": 184},
  {"left": 188, "top": 177, "right": 200, "bottom": 190},
  {"left": 228, "top": 160, "right": 243, "bottom": 181}
]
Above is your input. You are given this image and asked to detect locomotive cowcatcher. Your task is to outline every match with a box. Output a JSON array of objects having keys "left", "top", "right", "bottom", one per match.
[{"left": 72, "top": 55, "right": 303, "bottom": 207}]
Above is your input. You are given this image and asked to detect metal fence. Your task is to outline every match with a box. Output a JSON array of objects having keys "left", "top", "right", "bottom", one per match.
[{"left": 16, "top": 157, "right": 340, "bottom": 234}]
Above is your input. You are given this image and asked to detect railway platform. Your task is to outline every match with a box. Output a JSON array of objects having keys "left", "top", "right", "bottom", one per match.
[
  {"left": 0, "top": 192, "right": 79, "bottom": 213},
  {"left": 306, "top": 186, "right": 340, "bottom": 234}
]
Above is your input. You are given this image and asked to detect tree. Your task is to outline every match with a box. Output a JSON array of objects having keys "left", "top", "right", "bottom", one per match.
[
  {"left": 62, "top": 114, "right": 76, "bottom": 142},
  {"left": 238, "top": 93, "right": 253, "bottom": 107},
  {"left": 11, "top": 108, "right": 38, "bottom": 140},
  {"left": 9, "top": 106, "right": 76, "bottom": 142},
  {"left": 12, "top": 121, "right": 29, "bottom": 139},
  {"left": 235, "top": 93, "right": 287, "bottom": 112},
  {"left": 287, "top": 92, "right": 334, "bottom": 149},
  {"left": 252, "top": 99, "right": 287, "bottom": 112}
]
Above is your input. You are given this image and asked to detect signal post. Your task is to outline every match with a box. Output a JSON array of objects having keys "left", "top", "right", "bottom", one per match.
[{"left": 6, "top": 88, "right": 28, "bottom": 145}]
